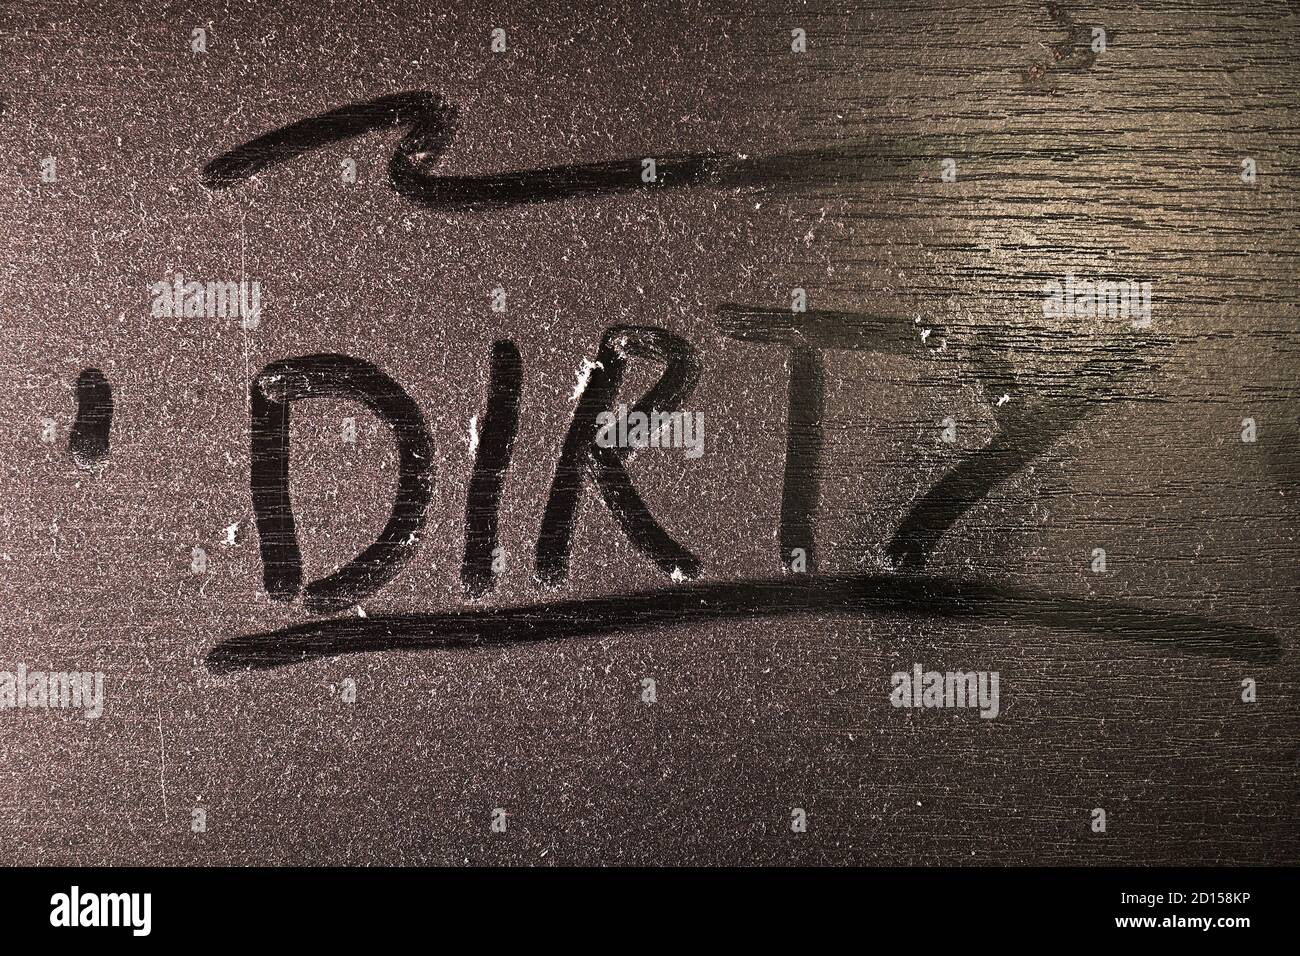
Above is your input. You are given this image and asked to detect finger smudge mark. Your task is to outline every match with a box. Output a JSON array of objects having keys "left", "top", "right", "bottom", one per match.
[
  {"left": 69, "top": 368, "right": 113, "bottom": 471},
  {"left": 1023, "top": 3, "right": 1112, "bottom": 90}
]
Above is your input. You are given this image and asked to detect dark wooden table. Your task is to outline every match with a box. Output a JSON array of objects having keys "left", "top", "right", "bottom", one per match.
[{"left": 0, "top": 0, "right": 1295, "bottom": 864}]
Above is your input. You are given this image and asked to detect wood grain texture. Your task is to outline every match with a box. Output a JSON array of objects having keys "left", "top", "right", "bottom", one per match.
[{"left": 0, "top": 0, "right": 1295, "bottom": 865}]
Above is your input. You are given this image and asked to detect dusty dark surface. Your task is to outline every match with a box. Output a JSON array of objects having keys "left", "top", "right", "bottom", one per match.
[{"left": 0, "top": 0, "right": 1296, "bottom": 865}]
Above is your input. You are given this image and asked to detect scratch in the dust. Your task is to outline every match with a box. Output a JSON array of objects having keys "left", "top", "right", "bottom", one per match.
[
  {"left": 572, "top": 357, "right": 602, "bottom": 401},
  {"left": 157, "top": 703, "right": 170, "bottom": 822}
]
